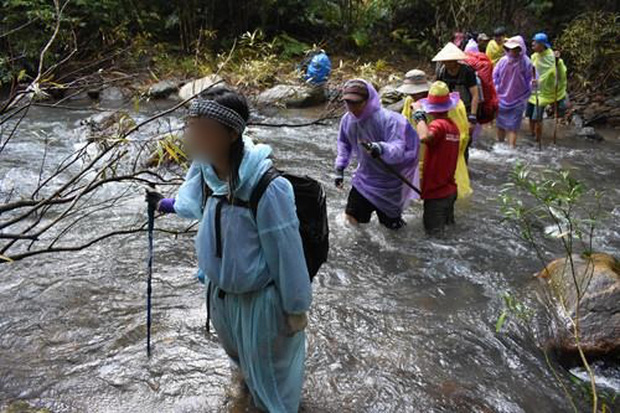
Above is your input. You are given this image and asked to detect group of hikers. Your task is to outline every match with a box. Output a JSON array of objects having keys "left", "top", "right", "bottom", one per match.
[{"left": 143, "top": 27, "right": 569, "bottom": 413}]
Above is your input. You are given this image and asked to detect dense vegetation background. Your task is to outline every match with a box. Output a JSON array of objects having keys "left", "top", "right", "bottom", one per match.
[{"left": 1, "top": 0, "right": 618, "bottom": 92}]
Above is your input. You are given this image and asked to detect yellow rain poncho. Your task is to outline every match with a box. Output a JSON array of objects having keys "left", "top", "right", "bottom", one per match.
[
  {"left": 402, "top": 96, "right": 473, "bottom": 199},
  {"left": 486, "top": 39, "right": 504, "bottom": 66},
  {"left": 528, "top": 48, "right": 567, "bottom": 107}
]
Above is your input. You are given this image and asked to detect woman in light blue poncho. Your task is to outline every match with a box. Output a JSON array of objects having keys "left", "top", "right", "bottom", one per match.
[{"left": 147, "top": 87, "right": 312, "bottom": 412}]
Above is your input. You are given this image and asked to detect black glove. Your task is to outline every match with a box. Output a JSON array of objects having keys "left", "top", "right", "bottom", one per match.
[
  {"left": 334, "top": 168, "right": 344, "bottom": 189},
  {"left": 361, "top": 142, "right": 382, "bottom": 158},
  {"left": 412, "top": 110, "right": 427, "bottom": 124},
  {"left": 145, "top": 188, "right": 163, "bottom": 209}
]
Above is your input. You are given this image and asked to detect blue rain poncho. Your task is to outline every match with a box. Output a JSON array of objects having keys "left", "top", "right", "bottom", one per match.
[{"left": 173, "top": 137, "right": 312, "bottom": 412}]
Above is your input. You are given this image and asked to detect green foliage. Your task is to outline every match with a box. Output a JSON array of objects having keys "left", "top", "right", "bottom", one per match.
[
  {"left": 498, "top": 162, "right": 602, "bottom": 259},
  {"left": 495, "top": 293, "right": 534, "bottom": 333},
  {"left": 556, "top": 11, "right": 620, "bottom": 91},
  {"left": 151, "top": 134, "right": 188, "bottom": 168},
  {"left": 273, "top": 33, "right": 310, "bottom": 59}
]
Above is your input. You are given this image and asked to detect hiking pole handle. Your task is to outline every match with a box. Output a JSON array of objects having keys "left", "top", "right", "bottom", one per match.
[{"left": 361, "top": 142, "right": 422, "bottom": 196}]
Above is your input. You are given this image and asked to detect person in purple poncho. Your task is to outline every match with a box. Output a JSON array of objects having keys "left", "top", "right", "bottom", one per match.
[
  {"left": 493, "top": 35, "right": 533, "bottom": 147},
  {"left": 334, "top": 79, "right": 420, "bottom": 230}
]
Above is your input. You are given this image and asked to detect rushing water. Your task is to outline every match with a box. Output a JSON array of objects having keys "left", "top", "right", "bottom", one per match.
[{"left": 1, "top": 100, "right": 619, "bottom": 413}]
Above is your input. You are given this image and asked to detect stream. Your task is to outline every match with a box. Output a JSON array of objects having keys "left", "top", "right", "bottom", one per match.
[{"left": 0, "top": 99, "right": 619, "bottom": 412}]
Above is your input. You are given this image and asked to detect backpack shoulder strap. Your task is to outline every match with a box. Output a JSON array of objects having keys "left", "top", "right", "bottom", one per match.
[{"left": 250, "top": 166, "right": 281, "bottom": 219}]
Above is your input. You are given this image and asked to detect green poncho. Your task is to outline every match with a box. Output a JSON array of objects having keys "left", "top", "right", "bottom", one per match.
[{"left": 528, "top": 48, "right": 567, "bottom": 107}]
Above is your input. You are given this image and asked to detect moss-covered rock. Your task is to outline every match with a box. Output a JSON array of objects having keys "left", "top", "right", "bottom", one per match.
[{"left": 538, "top": 253, "right": 620, "bottom": 359}]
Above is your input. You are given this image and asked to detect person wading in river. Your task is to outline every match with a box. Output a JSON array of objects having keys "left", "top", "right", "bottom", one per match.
[
  {"left": 434, "top": 42, "right": 480, "bottom": 160},
  {"left": 493, "top": 35, "right": 533, "bottom": 148},
  {"left": 146, "top": 87, "right": 312, "bottom": 412},
  {"left": 410, "top": 81, "right": 461, "bottom": 235},
  {"left": 335, "top": 79, "right": 419, "bottom": 230},
  {"left": 399, "top": 69, "right": 472, "bottom": 199},
  {"left": 526, "top": 32, "right": 568, "bottom": 139}
]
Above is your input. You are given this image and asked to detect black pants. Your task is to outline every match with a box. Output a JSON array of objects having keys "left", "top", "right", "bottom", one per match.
[
  {"left": 423, "top": 193, "right": 457, "bottom": 235},
  {"left": 346, "top": 186, "right": 405, "bottom": 230}
]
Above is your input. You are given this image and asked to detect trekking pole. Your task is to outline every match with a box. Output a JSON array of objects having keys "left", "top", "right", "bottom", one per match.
[
  {"left": 146, "top": 185, "right": 157, "bottom": 358},
  {"left": 552, "top": 52, "right": 560, "bottom": 145},
  {"left": 361, "top": 142, "right": 421, "bottom": 196},
  {"left": 532, "top": 66, "right": 542, "bottom": 151}
]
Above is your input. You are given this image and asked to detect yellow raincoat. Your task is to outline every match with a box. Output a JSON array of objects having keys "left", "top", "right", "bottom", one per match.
[
  {"left": 486, "top": 39, "right": 504, "bottom": 66},
  {"left": 528, "top": 48, "right": 567, "bottom": 107},
  {"left": 402, "top": 96, "right": 473, "bottom": 199}
]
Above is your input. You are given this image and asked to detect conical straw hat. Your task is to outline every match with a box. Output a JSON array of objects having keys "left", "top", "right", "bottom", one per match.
[{"left": 432, "top": 42, "right": 468, "bottom": 62}]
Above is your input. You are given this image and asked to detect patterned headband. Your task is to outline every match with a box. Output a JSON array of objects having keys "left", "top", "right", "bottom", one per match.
[{"left": 188, "top": 98, "right": 246, "bottom": 135}]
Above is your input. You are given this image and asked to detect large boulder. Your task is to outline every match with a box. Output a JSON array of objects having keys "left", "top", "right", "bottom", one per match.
[
  {"left": 178, "top": 74, "right": 224, "bottom": 101},
  {"left": 537, "top": 253, "right": 619, "bottom": 359},
  {"left": 256, "top": 84, "right": 326, "bottom": 108}
]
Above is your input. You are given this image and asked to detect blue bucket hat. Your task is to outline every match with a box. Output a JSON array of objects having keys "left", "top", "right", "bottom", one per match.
[{"left": 533, "top": 32, "right": 551, "bottom": 48}]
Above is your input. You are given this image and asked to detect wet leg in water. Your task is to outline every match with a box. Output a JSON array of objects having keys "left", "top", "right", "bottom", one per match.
[
  {"left": 497, "top": 127, "right": 506, "bottom": 142},
  {"left": 507, "top": 131, "right": 518, "bottom": 147}
]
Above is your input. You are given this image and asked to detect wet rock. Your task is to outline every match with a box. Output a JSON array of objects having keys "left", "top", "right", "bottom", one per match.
[
  {"left": 576, "top": 127, "right": 604, "bottom": 142},
  {"left": 99, "top": 86, "right": 126, "bottom": 102},
  {"left": 538, "top": 253, "right": 619, "bottom": 359},
  {"left": 86, "top": 88, "right": 101, "bottom": 100},
  {"left": 386, "top": 98, "right": 405, "bottom": 113},
  {"left": 178, "top": 74, "right": 224, "bottom": 101},
  {"left": 256, "top": 84, "right": 326, "bottom": 108},
  {"left": 148, "top": 80, "right": 179, "bottom": 99},
  {"left": 379, "top": 85, "right": 403, "bottom": 105},
  {"left": 81, "top": 111, "right": 136, "bottom": 145}
]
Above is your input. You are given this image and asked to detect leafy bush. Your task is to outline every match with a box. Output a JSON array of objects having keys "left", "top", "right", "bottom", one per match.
[{"left": 556, "top": 11, "right": 620, "bottom": 92}]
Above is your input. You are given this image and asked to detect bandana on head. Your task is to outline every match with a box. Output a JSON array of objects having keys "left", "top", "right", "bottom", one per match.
[{"left": 188, "top": 98, "right": 246, "bottom": 135}]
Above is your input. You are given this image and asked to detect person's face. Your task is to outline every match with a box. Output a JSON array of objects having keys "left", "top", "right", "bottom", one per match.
[
  {"left": 444, "top": 60, "right": 459, "bottom": 72},
  {"left": 184, "top": 117, "right": 237, "bottom": 163},
  {"left": 495, "top": 35, "right": 505, "bottom": 44},
  {"left": 344, "top": 99, "right": 367, "bottom": 117},
  {"left": 508, "top": 47, "right": 521, "bottom": 58},
  {"left": 409, "top": 92, "right": 428, "bottom": 102},
  {"left": 479, "top": 39, "right": 489, "bottom": 49},
  {"left": 532, "top": 41, "right": 544, "bottom": 53}
]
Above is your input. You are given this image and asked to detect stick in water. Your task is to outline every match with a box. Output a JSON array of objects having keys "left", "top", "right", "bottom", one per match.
[
  {"left": 361, "top": 142, "right": 421, "bottom": 195},
  {"left": 532, "top": 66, "right": 542, "bottom": 151},
  {"left": 146, "top": 185, "right": 157, "bottom": 358}
]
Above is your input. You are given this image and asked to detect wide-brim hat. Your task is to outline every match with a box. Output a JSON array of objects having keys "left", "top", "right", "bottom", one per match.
[
  {"left": 396, "top": 69, "right": 431, "bottom": 95},
  {"left": 432, "top": 42, "right": 468, "bottom": 62},
  {"left": 420, "top": 81, "right": 460, "bottom": 113},
  {"left": 504, "top": 37, "right": 522, "bottom": 50}
]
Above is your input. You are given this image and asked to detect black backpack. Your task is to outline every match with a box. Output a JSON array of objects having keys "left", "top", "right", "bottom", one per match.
[{"left": 202, "top": 166, "right": 328, "bottom": 281}]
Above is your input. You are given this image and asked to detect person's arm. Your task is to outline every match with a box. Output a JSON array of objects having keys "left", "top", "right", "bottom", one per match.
[
  {"left": 171, "top": 162, "right": 207, "bottom": 220},
  {"left": 465, "top": 66, "right": 479, "bottom": 117},
  {"left": 416, "top": 120, "right": 434, "bottom": 144},
  {"left": 257, "top": 177, "right": 312, "bottom": 316},
  {"left": 407, "top": 101, "right": 432, "bottom": 144},
  {"left": 335, "top": 118, "right": 352, "bottom": 188},
  {"left": 371, "top": 118, "right": 418, "bottom": 164},
  {"left": 469, "top": 86, "right": 479, "bottom": 118},
  {"left": 335, "top": 118, "right": 352, "bottom": 172}
]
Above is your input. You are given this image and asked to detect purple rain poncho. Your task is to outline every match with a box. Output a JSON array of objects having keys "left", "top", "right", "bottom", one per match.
[
  {"left": 493, "top": 36, "right": 533, "bottom": 131},
  {"left": 335, "top": 79, "right": 419, "bottom": 218}
]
